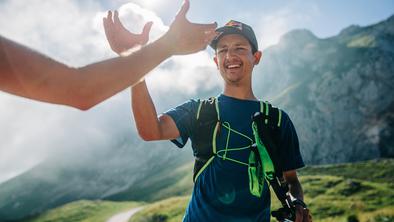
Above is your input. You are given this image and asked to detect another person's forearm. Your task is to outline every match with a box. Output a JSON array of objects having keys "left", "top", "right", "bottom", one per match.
[
  {"left": 131, "top": 81, "right": 162, "bottom": 140},
  {"left": 76, "top": 35, "right": 173, "bottom": 109},
  {"left": 0, "top": 35, "right": 172, "bottom": 109}
]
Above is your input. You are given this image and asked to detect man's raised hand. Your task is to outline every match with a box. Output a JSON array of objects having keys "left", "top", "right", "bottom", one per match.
[{"left": 103, "top": 10, "right": 153, "bottom": 55}]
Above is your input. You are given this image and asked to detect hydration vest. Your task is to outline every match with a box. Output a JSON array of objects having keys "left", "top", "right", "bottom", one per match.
[
  {"left": 190, "top": 97, "right": 283, "bottom": 183},
  {"left": 189, "top": 97, "right": 306, "bottom": 220}
]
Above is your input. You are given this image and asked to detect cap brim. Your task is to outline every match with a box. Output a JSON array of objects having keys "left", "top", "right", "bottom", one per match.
[
  {"left": 210, "top": 27, "right": 246, "bottom": 50},
  {"left": 209, "top": 27, "right": 257, "bottom": 52}
]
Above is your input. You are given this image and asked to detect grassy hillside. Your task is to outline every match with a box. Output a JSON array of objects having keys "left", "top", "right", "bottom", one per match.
[
  {"left": 22, "top": 159, "right": 393, "bottom": 222},
  {"left": 129, "top": 159, "right": 394, "bottom": 222},
  {"left": 105, "top": 160, "right": 194, "bottom": 202},
  {"left": 129, "top": 197, "right": 189, "bottom": 222},
  {"left": 22, "top": 200, "right": 142, "bottom": 222}
]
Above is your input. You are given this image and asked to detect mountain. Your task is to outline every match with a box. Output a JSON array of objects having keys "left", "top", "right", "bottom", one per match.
[
  {"left": 0, "top": 14, "right": 393, "bottom": 221},
  {"left": 254, "top": 14, "right": 394, "bottom": 163},
  {"left": 0, "top": 137, "right": 192, "bottom": 221}
]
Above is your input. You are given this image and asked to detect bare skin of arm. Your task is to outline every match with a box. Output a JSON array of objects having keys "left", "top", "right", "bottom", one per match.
[
  {"left": 105, "top": 0, "right": 211, "bottom": 140},
  {"left": 0, "top": 0, "right": 216, "bottom": 110},
  {"left": 284, "top": 170, "right": 313, "bottom": 222},
  {"left": 131, "top": 82, "right": 180, "bottom": 140}
]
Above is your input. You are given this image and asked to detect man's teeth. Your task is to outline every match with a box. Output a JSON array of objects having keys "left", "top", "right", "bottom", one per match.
[{"left": 227, "top": 64, "right": 241, "bottom": 69}]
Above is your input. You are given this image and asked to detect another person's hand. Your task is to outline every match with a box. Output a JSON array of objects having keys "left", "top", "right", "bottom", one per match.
[
  {"left": 295, "top": 205, "right": 312, "bottom": 222},
  {"left": 103, "top": 10, "right": 152, "bottom": 55},
  {"left": 161, "top": 0, "right": 217, "bottom": 55}
]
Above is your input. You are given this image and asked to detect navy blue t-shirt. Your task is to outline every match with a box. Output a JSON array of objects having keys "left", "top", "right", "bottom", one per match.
[{"left": 165, "top": 94, "right": 304, "bottom": 222}]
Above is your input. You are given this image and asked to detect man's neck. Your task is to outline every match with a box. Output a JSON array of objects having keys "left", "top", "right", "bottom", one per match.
[{"left": 223, "top": 84, "right": 257, "bottom": 101}]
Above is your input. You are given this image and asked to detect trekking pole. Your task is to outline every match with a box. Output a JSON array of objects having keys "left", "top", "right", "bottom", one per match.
[{"left": 268, "top": 175, "right": 296, "bottom": 222}]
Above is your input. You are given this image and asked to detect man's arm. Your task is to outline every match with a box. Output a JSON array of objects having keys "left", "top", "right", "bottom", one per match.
[
  {"left": 283, "top": 170, "right": 304, "bottom": 200},
  {"left": 103, "top": 0, "right": 208, "bottom": 141},
  {"left": 0, "top": 0, "right": 216, "bottom": 110},
  {"left": 131, "top": 82, "right": 180, "bottom": 141},
  {"left": 284, "top": 170, "right": 312, "bottom": 222}
]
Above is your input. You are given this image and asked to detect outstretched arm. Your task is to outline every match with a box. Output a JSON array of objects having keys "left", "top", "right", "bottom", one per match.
[
  {"left": 0, "top": 0, "right": 216, "bottom": 110},
  {"left": 0, "top": 34, "right": 166, "bottom": 110}
]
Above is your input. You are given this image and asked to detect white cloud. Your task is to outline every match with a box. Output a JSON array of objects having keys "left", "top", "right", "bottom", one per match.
[{"left": 147, "top": 52, "right": 220, "bottom": 95}]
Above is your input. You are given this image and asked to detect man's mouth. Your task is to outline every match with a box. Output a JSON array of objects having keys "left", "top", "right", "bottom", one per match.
[{"left": 225, "top": 64, "right": 241, "bottom": 69}]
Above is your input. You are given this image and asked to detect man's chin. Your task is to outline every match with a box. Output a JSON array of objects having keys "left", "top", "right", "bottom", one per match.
[{"left": 224, "top": 78, "right": 242, "bottom": 86}]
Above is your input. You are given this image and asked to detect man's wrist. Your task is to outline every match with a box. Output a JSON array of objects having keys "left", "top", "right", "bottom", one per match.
[{"left": 292, "top": 199, "right": 307, "bottom": 209}]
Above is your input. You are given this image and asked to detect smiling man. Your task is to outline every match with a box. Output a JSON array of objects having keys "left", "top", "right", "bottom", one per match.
[{"left": 106, "top": 18, "right": 311, "bottom": 221}]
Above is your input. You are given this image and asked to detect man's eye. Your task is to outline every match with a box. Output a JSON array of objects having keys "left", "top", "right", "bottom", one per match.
[
  {"left": 218, "top": 49, "right": 227, "bottom": 53},
  {"left": 236, "top": 47, "right": 246, "bottom": 51}
]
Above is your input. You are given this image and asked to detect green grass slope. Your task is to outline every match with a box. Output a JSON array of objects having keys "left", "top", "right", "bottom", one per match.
[
  {"left": 105, "top": 160, "right": 194, "bottom": 202},
  {"left": 21, "top": 200, "right": 142, "bottom": 222},
  {"left": 129, "top": 159, "right": 394, "bottom": 222},
  {"left": 129, "top": 197, "right": 189, "bottom": 222}
]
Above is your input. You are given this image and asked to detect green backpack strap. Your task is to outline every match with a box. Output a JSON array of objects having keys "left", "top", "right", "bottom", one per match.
[
  {"left": 191, "top": 97, "right": 219, "bottom": 182},
  {"left": 256, "top": 102, "right": 284, "bottom": 174},
  {"left": 249, "top": 101, "right": 283, "bottom": 197}
]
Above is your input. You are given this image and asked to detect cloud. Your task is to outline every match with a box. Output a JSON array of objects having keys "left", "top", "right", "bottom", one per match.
[{"left": 0, "top": 0, "right": 218, "bottom": 183}]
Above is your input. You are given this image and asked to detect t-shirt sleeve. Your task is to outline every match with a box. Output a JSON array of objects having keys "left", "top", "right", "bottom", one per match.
[
  {"left": 164, "top": 99, "right": 199, "bottom": 148},
  {"left": 278, "top": 111, "right": 305, "bottom": 171}
]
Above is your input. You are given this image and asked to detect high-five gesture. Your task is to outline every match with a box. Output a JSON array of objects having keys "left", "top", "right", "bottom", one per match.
[
  {"left": 0, "top": 0, "right": 216, "bottom": 109},
  {"left": 104, "top": 0, "right": 217, "bottom": 56},
  {"left": 103, "top": 11, "right": 153, "bottom": 55},
  {"left": 162, "top": 0, "right": 217, "bottom": 55}
]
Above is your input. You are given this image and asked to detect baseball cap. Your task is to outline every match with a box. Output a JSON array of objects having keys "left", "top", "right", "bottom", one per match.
[{"left": 210, "top": 20, "right": 258, "bottom": 53}]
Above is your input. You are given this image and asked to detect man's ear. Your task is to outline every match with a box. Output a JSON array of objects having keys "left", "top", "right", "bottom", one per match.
[
  {"left": 213, "top": 56, "right": 219, "bottom": 69},
  {"left": 253, "top": 51, "right": 262, "bottom": 65}
]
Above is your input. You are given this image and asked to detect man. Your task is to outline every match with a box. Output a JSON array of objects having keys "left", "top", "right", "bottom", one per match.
[
  {"left": 0, "top": 0, "right": 216, "bottom": 110},
  {"left": 106, "top": 16, "right": 312, "bottom": 221}
]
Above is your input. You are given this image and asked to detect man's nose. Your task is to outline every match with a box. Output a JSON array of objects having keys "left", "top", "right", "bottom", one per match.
[{"left": 225, "top": 48, "right": 236, "bottom": 58}]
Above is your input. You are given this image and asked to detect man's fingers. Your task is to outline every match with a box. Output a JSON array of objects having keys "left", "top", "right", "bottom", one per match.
[
  {"left": 140, "top": 22, "right": 153, "bottom": 44},
  {"left": 103, "top": 17, "right": 112, "bottom": 40},
  {"left": 103, "top": 11, "right": 114, "bottom": 35},
  {"left": 175, "top": 0, "right": 190, "bottom": 19},
  {"left": 142, "top": 21, "right": 153, "bottom": 36},
  {"left": 114, "top": 10, "right": 122, "bottom": 27},
  {"left": 304, "top": 208, "right": 312, "bottom": 222},
  {"left": 191, "top": 22, "right": 218, "bottom": 31},
  {"left": 107, "top": 11, "right": 113, "bottom": 22}
]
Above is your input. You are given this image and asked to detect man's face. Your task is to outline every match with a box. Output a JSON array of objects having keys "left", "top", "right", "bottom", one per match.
[{"left": 214, "top": 34, "right": 261, "bottom": 85}]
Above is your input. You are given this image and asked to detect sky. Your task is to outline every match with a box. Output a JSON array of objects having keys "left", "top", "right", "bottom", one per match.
[{"left": 0, "top": 0, "right": 393, "bottom": 184}]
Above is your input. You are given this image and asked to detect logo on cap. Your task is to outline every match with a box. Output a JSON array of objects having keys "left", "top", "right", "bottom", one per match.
[{"left": 225, "top": 20, "right": 243, "bottom": 31}]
